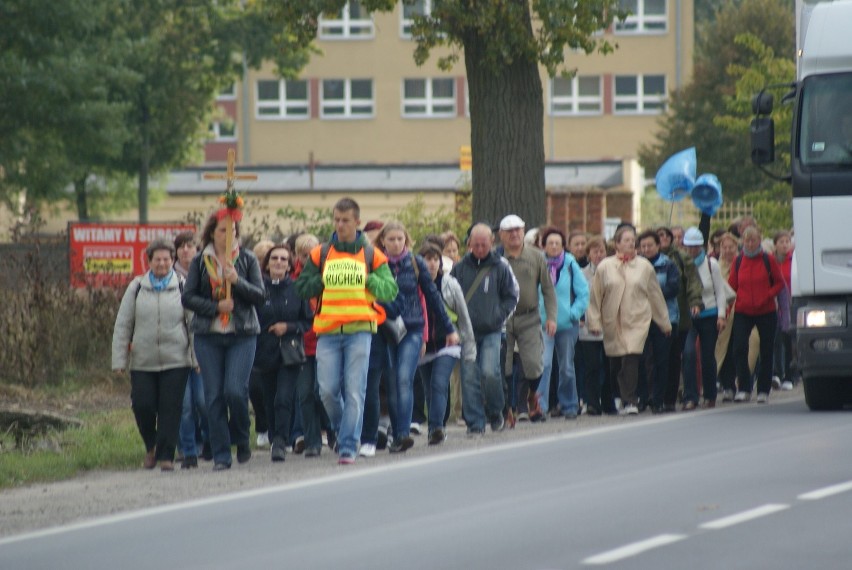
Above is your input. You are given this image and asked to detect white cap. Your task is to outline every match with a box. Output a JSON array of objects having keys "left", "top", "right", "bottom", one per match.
[
  {"left": 683, "top": 226, "right": 704, "bottom": 246},
  {"left": 499, "top": 214, "right": 525, "bottom": 231}
]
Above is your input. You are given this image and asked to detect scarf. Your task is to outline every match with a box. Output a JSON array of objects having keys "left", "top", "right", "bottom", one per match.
[
  {"left": 616, "top": 251, "right": 636, "bottom": 264},
  {"left": 692, "top": 250, "right": 707, "bottom": 267},
  {"left": 149, "top": 270, "right": 174, "bottom": 292},
  {"left": 545, "top": 251, "right": 565, "bottom": 285},
  {"left": 202, "top": 243, "right": 240, "bottom": 326},
  {"left": 386, "top": 246, "right": 409, "bottom": 266},
  {"left": 742, "top": 245, "right": 762, "bottom": 259}
]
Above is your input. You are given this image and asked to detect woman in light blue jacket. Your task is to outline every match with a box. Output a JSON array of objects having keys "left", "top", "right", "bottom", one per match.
[{"left": 535, "top": 228, "right": 589, "bottom": 420}]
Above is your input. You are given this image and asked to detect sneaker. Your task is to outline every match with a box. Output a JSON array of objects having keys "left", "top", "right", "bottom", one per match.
[
  {"left": 271, "top": 441, "right": 286, "bottom": 462},
  {"left": 236, "top": 443, "right": 252, "bottom": 464},
  {"left": 722, "top": 390, "right": 734, "bottom": 402},
  {"left": 256, "top": 431, "right": 269, "bottom": 448},
  {"left": 490, "top": 415, "right": 505, "bottom": 433},
  {"left": 200, "top": 442, "right": 213, "bottom": 461},
  {"left": 756, "top": 392, "right": 769, "bottom": 404},
  {"left": 293, "top": 435, "right": 305, "bottom": 454},
  {"left": 781, "top": 381, "right": 794, "bottom": 391},
  {"left": 682, "top": 401, "right": 697, "bottom": 411},
  {"left": 734, "top": 391, "right": 751, "bottom": 402},
  {"left": 212, "top": 462, "right": 231, "bottom": 471},
  {"left": 622, "top": 404, "right": 639, "bottom": 415},
  {"left": 772, "top": 376, "right": 782, "bottom": 390},
  {"left": 181, "top": 455, "right": 198, "bottom": 469},
  {"left": 359, "top": 443, "right": 376, "bottom": 457},
  {"left": 516, "top": 412, "right": 530, "bottom": 422},
  {"left": 305, "top": 447, "right": 321, "bottom": 458},
  {"left": 455, "top": 418, "right": 467, "bottom": 427},
  {"left": 428, "top": 429, "right": 445, "bottom": 445},
  {"left": 376, "top": 427, "right": 388, "bottom": 450},
  {"left": 338, "top": 454, "right": 355, "bottom": 465},
  {"left": 409, "top": 422, "right": 422, "bottom": 435},
  {"left": 388, "top": 436, "right": 414, "bottom": 453}
]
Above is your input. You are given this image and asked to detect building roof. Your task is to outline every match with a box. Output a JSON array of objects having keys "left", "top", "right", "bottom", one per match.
[{"left": 165, "top": 161, "right": 628, "bottom": 195}]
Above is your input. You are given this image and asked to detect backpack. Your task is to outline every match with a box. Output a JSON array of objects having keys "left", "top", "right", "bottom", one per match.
[{"left": 734, "top": 251, "right": 774, "bottom": 287}]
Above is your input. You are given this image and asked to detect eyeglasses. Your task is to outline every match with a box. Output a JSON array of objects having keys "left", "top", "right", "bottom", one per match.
[{"left": 269, "top": 256, "right": 289, "bottom": 262}]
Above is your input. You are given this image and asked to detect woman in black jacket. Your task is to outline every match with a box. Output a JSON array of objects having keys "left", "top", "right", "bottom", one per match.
[
  {"left": 182, "top": 213, "right": 264, "bottom": 471},
  {"left": 254, "top": 244, "right": 313, "bottom": 462}
]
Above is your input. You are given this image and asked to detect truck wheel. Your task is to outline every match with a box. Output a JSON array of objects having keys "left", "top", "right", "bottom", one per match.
[{"left": 803, "top": 377, "right": 843, "bottom": 411}]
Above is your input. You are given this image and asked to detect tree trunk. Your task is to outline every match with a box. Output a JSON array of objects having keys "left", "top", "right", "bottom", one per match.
[
  {"left": 74, "top": 175, "right": 89, "bottom": 221},
  {"left": 463, "top": 8, "right": 546, "bottom": 229}
]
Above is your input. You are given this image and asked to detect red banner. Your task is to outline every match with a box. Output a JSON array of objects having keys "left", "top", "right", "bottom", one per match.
[{"left": 68, "top": 222, "right": 197, "bottom": 288}]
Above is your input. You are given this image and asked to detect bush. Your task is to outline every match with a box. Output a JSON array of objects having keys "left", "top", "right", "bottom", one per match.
[{"left": 0, "top": 240, "right": 120, "bottom": 388}]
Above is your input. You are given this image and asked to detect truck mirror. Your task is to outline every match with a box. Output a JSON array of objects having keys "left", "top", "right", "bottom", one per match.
[
  {"left": 750, "top": 117, "right": 775, "bottom": 165},
  {"left": 752, "top": 92, "right": 774, "bottom": 115}
]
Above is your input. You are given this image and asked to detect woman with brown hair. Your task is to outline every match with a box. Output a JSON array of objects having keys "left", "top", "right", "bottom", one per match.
[{"left": 586, "top": 224, "right": 671, "bottom": 414}]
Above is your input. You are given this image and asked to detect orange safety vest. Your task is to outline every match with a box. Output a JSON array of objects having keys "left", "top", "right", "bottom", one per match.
[{"left": 311, "top": 245, "right": 386, "bottom": 333}]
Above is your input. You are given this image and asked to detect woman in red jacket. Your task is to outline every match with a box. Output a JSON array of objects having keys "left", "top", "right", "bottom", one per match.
[{"left": 728, "top": 226, "right": 785, "bottom": 403}]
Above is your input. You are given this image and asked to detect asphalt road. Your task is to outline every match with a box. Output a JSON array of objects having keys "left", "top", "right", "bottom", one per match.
[{"left": 2, "top": 396, "right": 851, "bottom": 569}]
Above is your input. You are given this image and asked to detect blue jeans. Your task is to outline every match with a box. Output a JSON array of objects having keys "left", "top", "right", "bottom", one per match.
[
  {"left": 461, "top": 331, "right": 504, "bottom": 431},
  {"left": 179, "top": 368, "right": 208, "bottom": 457},
  {"left": 361, "top": 332, "right": 387, "bottom": 446},
  {"left": 419, "top": 354, "right": 457, "bottom": 433},
  {"left": 386, "top": 331, "right": 424, "bottom": 440},
  {"left": 316, "top": 332, "right": 372, "bottom": 458},
  {"left": 684, "top": 316, "right": 720, "bottom": 403},
  {"left": 193, "top": 334, "right": 256, "bottom": 466},
  {"left": 537, "top": 326, "right": 580, "bottom": 415}
]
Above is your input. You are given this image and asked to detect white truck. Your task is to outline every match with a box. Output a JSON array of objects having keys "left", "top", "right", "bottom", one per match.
[{"left": 751, "top": 0, "right": 852, "bottom": 409}]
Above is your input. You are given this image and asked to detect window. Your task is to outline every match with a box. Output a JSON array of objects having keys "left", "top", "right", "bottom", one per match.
[
  {"left": 321, "top": 79, "right": 374, "bottom": 118},
  {"left": 400, "top": 0, "right": 431, "bottom": 38},
  {"left": 255, "top": 79, "right": 309, "bottom": 119},
  {"left": 217, "top": 84, "right": 236, "bottom": 100},
  {"left": 402, "top": 78, "right": 455, "bottom": 117},
  {"left": 615, "top": 0, "right": 667, "bottom": 33},
  {"left": 319, "top": 1, "right": 374, "bottom": 39},
  {"left": 613, "top": 74, "right": 666, "bottom": 114},
  {"left": 210, "top": 120, "right": 236, "bottom": 141},
  {"left": 550, "top": 76, "right": 602, "bottom": 115}
]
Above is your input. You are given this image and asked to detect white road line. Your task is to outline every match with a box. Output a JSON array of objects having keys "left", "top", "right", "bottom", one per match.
[
  {"left": 582, "top": 534, "right": 687, "bottom": 565},
  {"left": 699, "top": 504, "right": 789, "bottom": 530},
  {"left": 798, "top": 481, "right": 852, "bottom": 500}
]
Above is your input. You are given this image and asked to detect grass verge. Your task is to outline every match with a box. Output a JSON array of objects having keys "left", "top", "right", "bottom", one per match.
[{"left": 0, "top": 408, "right": 140, "bottom": 490}]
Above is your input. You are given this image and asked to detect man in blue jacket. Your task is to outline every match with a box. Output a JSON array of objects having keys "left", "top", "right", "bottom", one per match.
[{"left": 451, "top": 223, "right": 518, "bottom": 434}]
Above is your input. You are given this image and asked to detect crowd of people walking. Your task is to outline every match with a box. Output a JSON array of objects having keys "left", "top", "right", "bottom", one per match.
[{"left": 112, "top": 198, "right": 795, "bottom": 470}]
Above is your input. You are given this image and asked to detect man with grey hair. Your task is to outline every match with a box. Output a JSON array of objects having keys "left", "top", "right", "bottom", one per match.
[
  {"left": 498, "top": 215, "right": 557, "bottom": 420},
  {"left": 451, "top": 223, "right": 518, "bottom": 434}
]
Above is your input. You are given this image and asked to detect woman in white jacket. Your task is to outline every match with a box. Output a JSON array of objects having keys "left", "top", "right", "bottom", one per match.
[
  {"left": 681, "top": 227, "right": 727, "bottom": 409},
  {"left": 417, "top": 243, "right": 473, "bottom": 445},
  {"left": 112, "top": 238, "right": 195, "bottom": 471}
]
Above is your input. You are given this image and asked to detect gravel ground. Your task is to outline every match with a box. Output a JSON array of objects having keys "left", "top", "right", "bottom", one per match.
[{"left": 0, "top": 387, "right": 805, "bottom": 539}]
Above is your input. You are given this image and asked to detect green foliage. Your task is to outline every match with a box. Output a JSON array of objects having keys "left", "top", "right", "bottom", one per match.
[
  {"left": 638, "top": 0, "right": 795, "bottom": 202},
  {"left": 0, "top": 0, "right": 310, "bottom": 225},
  {"left": 384, "top": 194, "right": 461, "bottom": 247},
  {"left": 275, "top": 205, "right": 335, "bottom": 240}
]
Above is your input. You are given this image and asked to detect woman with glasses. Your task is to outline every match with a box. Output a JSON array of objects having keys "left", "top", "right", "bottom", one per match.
[{"left": 253, "top": 244, "right": 313, "bottom": 462}]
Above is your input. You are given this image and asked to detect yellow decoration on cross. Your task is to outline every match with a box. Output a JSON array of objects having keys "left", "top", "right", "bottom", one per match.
[{"left": 203, "top": 149, "right": 257, "bottom": 299}]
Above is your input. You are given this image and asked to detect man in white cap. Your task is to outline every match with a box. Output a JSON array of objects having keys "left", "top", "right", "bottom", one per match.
[{"left": 499, "top": 214, "right": 558, "bottom": 420}]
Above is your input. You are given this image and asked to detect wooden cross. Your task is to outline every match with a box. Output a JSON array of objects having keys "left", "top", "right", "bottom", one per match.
[{"left": 204, "top": 149, "right": 257, "bottom": 299}]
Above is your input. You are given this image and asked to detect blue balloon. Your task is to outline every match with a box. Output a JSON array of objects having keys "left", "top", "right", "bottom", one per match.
[
  {"left": 692, "top": 173, "right": 723, "bottom": 216},
  {"left": 655, "top": 147, "right": 696, "bottom": 202}
]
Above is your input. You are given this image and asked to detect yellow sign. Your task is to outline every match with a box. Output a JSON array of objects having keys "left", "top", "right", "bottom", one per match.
[{"left": 460, "top": 145, "right": 472, "bottom": 171}]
